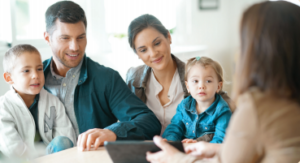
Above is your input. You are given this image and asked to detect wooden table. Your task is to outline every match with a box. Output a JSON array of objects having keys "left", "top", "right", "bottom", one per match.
[
  {"left": 34, "top": 147, "right": 113, "bottom": 163},
  {"left": 34, "top": 144, "right": 217, "bottom": 163}
]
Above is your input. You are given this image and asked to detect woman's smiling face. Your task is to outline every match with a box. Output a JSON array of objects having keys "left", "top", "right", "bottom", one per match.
[{"left": 134, "top": 27, "right": 172, "bottom": 71}]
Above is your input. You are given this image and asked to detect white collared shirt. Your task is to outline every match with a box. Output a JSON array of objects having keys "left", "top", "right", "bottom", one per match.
[{"left": 145, "top": 69, "right": 184, "bottom": 135}]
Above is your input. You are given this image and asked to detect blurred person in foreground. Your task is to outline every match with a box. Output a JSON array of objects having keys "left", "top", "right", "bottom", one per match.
[{"left": 146, "top": 1, "right": 300, "bottom": 163}]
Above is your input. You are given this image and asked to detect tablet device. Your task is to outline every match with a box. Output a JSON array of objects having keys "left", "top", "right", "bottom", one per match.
[{"left": 104, "top": 141, "right": 184, "bottom": 163}]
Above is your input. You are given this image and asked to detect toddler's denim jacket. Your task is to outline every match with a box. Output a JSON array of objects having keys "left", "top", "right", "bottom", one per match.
[{"left": 162, "top": 94, "right": 232, "bottom": 143}]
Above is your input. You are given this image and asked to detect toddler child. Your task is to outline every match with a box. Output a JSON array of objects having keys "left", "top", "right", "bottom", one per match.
[
  {"left": 0, "top": 44, "right": 76, "bottom": 159},
  {"left": 162, "top": 56, "right": 232, "bottom": 143}
]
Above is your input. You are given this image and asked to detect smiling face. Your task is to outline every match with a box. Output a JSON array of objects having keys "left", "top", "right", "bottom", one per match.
[
  {"left": 44, "top": 20, "right": 87, "bottom": 69},
  {"left": 185, "top": 64, "right": 222, "bottom": 104},
  {"left": 134, "top": 27, "right": 172, "bottom": 71},
  {"left": 7, "top": 52, "right": 45, "bottom": 96}
]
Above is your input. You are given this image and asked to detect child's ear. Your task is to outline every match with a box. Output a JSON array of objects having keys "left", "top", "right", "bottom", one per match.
[
  {"left": 185, "top": 81, "right": 190, "bottom": 93},
  {"left": 3, "top": 72, "right": 14, "bottom": 84},
  {"left": 217, "top": 81, "right": 223, "bottom": 93}
]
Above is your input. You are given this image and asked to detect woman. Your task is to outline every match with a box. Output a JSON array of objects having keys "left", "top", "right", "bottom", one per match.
[
  {"left": 146, "top": 1, "right": 300, "bottom": 163},
  {"left": 126, "top": 14, "right": 189, "bottom": 135}
]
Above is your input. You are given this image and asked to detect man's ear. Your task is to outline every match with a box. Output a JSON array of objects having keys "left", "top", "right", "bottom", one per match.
[
  {"left": 217, "top": 81, "right": 223, "bottom": 93},
  {"left": 3, "top": 72, "right": 13, "bottom": 84},
  {"left": 44, "top": 31, "right": 51, "bottom": 45},
  {"left": 185, "top": 81, "right": 189, "bottom": 93}
]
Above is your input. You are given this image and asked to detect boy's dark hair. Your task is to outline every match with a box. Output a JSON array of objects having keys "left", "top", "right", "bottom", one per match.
[
  {"left": 233, "top": 1, "right": 300, "bottom": 102},
  {"left": 3, "top": 44, "right": 40, "bottom": 73},
  {"left": 45, "top": 1, "right": 87, "bottom": 34},
  {"left": 128, "top": 14, "right": 169, "bottom": 52}
]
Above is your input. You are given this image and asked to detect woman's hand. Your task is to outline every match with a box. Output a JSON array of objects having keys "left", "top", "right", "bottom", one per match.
[
  {"left": 146, "top": 136, "right": 181, "bottom": 163},
  {"left": 185, "top": 141, "right": 221, "bottom": 159},
  {"left": 182, "top": 139, "right": 197, "bottom": 143}
]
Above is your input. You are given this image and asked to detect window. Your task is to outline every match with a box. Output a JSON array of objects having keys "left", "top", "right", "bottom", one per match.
[
  {"left": 0, "top": 0, "right": 11, "bottom": 45},
  {"left": 0, "top": 0, "right": 180, "bottom": 53},
  {"left": 10, "top": 0, "right": 63, "bottom": 46},
  {"left": 0, "top": 0, "right": 67, "bottom": 46},
  {"left": 104, "top": 0, "right": 179, "bottom": 35},
  {"left": 13, "top": 0, "right": 58, "bottom": 40},
  {"left": 103, "top": 0, "right": 179, "bottom": 55}
]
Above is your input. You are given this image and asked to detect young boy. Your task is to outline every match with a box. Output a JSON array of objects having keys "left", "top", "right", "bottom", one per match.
[{"left": 0, "top": 44, "right": 76, "bottom": 159}]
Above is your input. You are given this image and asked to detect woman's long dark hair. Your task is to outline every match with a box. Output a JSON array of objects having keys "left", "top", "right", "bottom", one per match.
[
  {"left": 128, "top": 14, "right": 169, "bottom": 52},
  {"left": 233, "top": 1, "right": 300, "bottom": 102}
]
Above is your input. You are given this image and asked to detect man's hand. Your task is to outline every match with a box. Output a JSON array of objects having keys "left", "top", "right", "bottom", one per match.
[
  {"left": 77, "top": 128, "right": 117, "bottom": 151},
  {"left": 184, "top": 141, "right": 221, "bottom": 159},
  {"left": 146, "top": 136, "right": 181, "bottom": 163}
]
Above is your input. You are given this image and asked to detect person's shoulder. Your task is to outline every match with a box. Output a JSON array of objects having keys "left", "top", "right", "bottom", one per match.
[
  {"left": 85, "top": 57, "right": 126, "bottom": 87},
  {"left": 0, "top": 93, "right": 6, "bottom": 107},
  {"left": 85, "top": 57, "right": 119, "bottom": 76},
  {"left": 43, "top": 58, "right": 51, "bottom": 68},
  {"left": 0, "top": 93, "right": 14, "bottom": 119},
  {"left": 177, "top": 95, "right": 193, "bottom": 110},
  {"left": 233, "top": 87, "right": 274, "bottom": 122},
  {"left": 182, "top": 95, "right": 193, "bottom": 103},
  {"left": 236, "top": 87, "right": 263, "bottom": 111},
  {"left": 128, "top": 64, "right": 147, "bottom": 72},
  {"left": 216, "top": 94, "right": 232, "bottom": 114},
  {"left": 126, "top": 64, "right": 148, "bottom": 81},
  {"left": 172, "top": 54, "right": 185, "bottom": 67},
  {"left": 237, "top": 87, "right": 286, "bottom": 115},
  {"left": 0, "top": 89, "right": 16, "bottom": 103},
  {"left": 43, "top": 58, "right": 51, "bottom": 64},
  {"left": 86, "top": 57, "right": 114, "bottom": 72},
  {"left": 0, "top": 90, "right": 19, "bottom": 112}
]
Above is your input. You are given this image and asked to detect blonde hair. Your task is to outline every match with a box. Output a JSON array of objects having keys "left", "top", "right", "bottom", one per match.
[{"left": 185, "top": 57, "right": 236, "bottom": 111}]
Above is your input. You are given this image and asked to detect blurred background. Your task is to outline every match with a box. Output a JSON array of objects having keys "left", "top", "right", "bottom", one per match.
[{"left": 0, "top": 0, "right": 299, "bottom": 96}]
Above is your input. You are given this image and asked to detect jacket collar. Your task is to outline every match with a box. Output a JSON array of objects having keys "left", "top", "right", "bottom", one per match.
[
  {"left": 185, "top": 94, "right": 220, "bottom": 115},
  {"left": 43, "top": 54, "right": 88, "bottom": 86},
  {"left": 78, "top": 55, "right": 88, "bottom": 85},
  {"left": 135, "top": 65, "right": 151, "bottom": 89}
]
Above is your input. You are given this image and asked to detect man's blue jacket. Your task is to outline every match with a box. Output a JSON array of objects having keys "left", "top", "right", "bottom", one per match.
[{"left": 43, "top": 55, "right": 161, "bottom": 140}]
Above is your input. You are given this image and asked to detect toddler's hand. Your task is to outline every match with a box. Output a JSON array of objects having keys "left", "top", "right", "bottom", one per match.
[{"left": 181, "top": 139, "right": 197, "bottom": 143}]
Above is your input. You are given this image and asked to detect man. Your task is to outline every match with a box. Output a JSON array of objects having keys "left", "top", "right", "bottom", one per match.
[{"left": 43, "top": 1, "right": 161, "bottom": 151}]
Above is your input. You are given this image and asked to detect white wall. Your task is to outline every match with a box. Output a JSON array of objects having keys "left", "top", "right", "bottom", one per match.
[
  {"left": 173, "top": 0, "right": 265, "bottom": 95},
  {"left": 0, "top": 0, "right": 265, "bottom": 96},
  {"left": 0, "top": 48, "right": 9, "bottom": 95}
]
